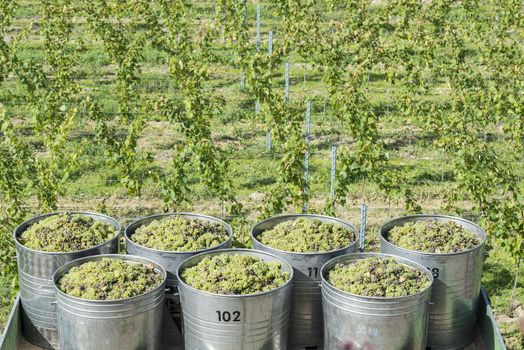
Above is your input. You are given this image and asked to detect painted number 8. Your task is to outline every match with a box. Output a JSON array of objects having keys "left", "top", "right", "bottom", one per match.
[{"left": 426, "top": 267, "right": 440, "bottom": 279}]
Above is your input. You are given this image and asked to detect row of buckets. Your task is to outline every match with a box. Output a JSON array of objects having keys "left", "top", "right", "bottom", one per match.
[{"left": 14, "top": 212, "right": 486, "bottom": 350}]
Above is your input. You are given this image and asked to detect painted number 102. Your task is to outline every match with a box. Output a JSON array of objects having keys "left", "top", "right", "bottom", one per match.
[{"left": 216, "top": 311, "right": 241, "bottom": 322}]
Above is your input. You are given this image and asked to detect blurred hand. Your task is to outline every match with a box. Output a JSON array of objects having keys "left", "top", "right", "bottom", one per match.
[{"left": 339, "top": 340, "right": 375, "bottom": 350}]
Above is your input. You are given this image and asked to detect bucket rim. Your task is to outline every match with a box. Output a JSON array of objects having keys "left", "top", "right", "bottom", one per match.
[
  {"left": 250, "top": 213, "right": 358, "bottom": 256},
  {"left": 379, "top": 214, "right": 487, "bottom": 257},
  {"left": 52, "top": 253, "right": 167, "bottom": 304},
  {"left": 124, "top": 212, "right": 233, "bottom": 254},
  {"left": 13, "top": 211, "right": 121, "bottom": 256},
  {"left": 176, "top": 248, "right": 294, "bottom": 298},
  {"left": 320, "top": 252, "right": 434, "bottom": 301}
]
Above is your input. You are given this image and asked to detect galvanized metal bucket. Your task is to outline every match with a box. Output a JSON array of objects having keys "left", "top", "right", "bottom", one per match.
[
  {"left": 176, "top": 248, "right": 293, "bottom": 350},
  {"left": 14, "top": 212, "right": 120, "bottom": 349},
  {"left": 124, "top": 213, "right": 233, "bottom": 335},
  {"left": 52, "top": 254, "right": 166, "bottom": 350},
  {"left": 380, "top": 214, "right": 487, "bottom": 349},
  {"left": 321, "top": 252, "right": 433, "bottom": 350},
  {"left": 250, "top": 214, "right": 358, "bottom": 349}
]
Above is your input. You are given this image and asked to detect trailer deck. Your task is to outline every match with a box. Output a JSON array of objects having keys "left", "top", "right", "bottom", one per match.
[{"left": 0, "top": 287, "right": 506, "bottom": 350}]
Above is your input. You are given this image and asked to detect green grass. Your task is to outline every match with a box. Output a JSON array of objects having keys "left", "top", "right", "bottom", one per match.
[
  {"left": 0, "top": 276, "right": 14, "bottom": 335},
  {"left": 483, "top": 242, "right": 524, "bottom": 350}
]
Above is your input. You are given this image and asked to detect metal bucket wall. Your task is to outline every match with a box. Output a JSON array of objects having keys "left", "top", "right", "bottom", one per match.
[
  {"left": 380, "top": 214, "right": 487, "bottom": 349},
  {"left": 250, "top": 214, "right": 358, "bottom": 348},
  {"left": 177, "top": 249, "right": 293, "bottom": 350},
  {"left": 14, "top": 212, "right": 120, "bottom": 349},
  {"left": 124, "top": 213, "right": 233, "bottom": 333},
  {"left": 53, "top": 254, "right": 166, "bottom": 350},
  {"left": 321, "top": 253, "right": 433, "bottom": 350}
]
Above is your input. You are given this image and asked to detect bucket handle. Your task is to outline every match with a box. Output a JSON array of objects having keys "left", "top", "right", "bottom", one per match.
[{"left": 165, "top": 286, "right": 180, "bottom": 296}]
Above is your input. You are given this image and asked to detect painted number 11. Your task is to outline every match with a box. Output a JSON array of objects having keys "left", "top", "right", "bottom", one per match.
[{"left": 307, "top": 267, "right": 319, "bottom": 278}]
